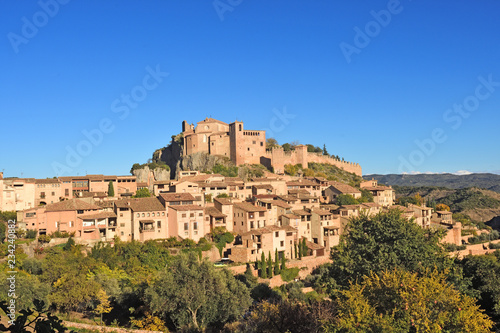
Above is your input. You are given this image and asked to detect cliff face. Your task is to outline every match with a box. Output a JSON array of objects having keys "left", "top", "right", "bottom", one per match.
[
  {"left": 152, "top": 141, "right": 183, "bottom": 178},
  {"left": 132, "top": 166, "right": 170, "bottom": 190}
]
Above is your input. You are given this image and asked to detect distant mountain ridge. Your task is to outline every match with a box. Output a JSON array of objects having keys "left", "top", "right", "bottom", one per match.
[{"left": 364, "top": 173, "right": 500, "bottom": 193}]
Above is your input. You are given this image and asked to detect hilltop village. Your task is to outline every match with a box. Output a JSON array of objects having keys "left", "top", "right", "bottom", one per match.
[{"left": 1, "top": 118, "right": 463, "bottom": 262}]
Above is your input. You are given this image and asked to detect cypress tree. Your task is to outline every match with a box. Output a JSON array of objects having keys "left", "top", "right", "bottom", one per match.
[
  {"left": 260, "top": 252, "right": 267, "bottom": 278},
  {"left": 294, "top": 243, "right": 298, "bottom": 259},
  {"left": 268, "top": 251, "right": 273, "bottom": 278},
  {"left": 302, "top": 238, "right": 308, "bottom": 257},
  {"left": 281, "top": 253, "right": 286, "bottom": 271},
  {"left": 274, "top": 249, "right": 280, "bottom": 275},
  {"left": 107, "top": 181, "right": 115, "bottom": 197}
]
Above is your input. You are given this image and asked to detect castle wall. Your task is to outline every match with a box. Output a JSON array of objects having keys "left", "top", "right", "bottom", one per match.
[
  {"left": 267, "top": 147, "right": 362, "bottom": 176},
  {"left": 230, "top": 122, "right": 266, "bottom": 165},
  {"left": 209, "top": 133, "right": 230, "bottom": 157}
]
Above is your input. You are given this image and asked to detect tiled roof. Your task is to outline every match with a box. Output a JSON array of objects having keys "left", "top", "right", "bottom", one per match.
[
  {"left": 115, "top": 197, "right": 165, "bottom": 212},
  {"left": 234, "top": 202, "right": 267, "bottom": 212},
  {"left": 282, "top": 213, "right": 300, "bottom": 219},
  {"left": 35, "top": 178, "right": 60, "bottom": 184},
  {"left": 287, "top": 179, "right": 318, "bottom": 186},
  {"left": 169, "top": 204, "right": 204, "bottom": 211},
  {"left": 328, "top": 182, "right": 361, "bottom": 194},
  {"left": 292, "top": 209, "right": 312, "bottom": 216},
  {"left": 253, "top": 184, "right": 273, "bottom": 190},
  {"left": 196, "top": 117, "right": 228, "bottom": 126},
  {"left": 214, "top": 197, "right": 233, "bottom": 205},
  {"left": 160, "top": 193, "right": 196, "bottom": 202},
  {"left": 361, "top": 202, "right": 381, "bottom": 208},
  {"left": 306, "top": 240, "right": 324, "bottom": 250},
  {"left": 311, "top": 207, "right": 332, "bottom": 216},
  {"left": 78, "top": 211, "right": 117, "bottom": 220},
  {"left": 436, "top": 210, "right": 452, "bottom": 215},
  {"left": 45, "top": 199, "right": 101, "bottom": 212},
  {"left": 242, "top": 225, "right": 283, "bottom": 236},
  {"left": 205, "top": 207, "right": 226, "bottom": 218}
]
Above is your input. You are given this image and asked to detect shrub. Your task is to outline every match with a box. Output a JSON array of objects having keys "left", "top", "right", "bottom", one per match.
[
  {"left": 26, "top": 229, "right": 37, "bottom": 239},
  {"left": 280, "top": 267, "right": 300, "bottom": 282},
  {"left": 38, "top": 234, "right": 51, "bottom": 243}
]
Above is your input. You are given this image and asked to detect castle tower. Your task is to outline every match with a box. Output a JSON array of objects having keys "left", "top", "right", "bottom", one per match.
[
  {"left": 229, "top": 121, "right": 244, "bottom": 165},
  {"left": 295, "top": 145, "right": 308, "bottom": 168}
]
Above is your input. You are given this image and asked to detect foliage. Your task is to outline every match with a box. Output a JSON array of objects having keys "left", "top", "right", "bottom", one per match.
[
  {"left": 267, "top": 252, "right": 273, "bottom": 278},
  {"left": 436, "top": 203, "right": 451, "bottom": 211},
  {"left": 334, "top": 268, "right": 492, "bottom": 332},
  {"left": 322, "top": 144, "right": 328, "bottom": 156},
  {"left": 260, "top": 252, "right": 267, "bottom": 279},
  {"left": 133, "top": 188, "right": 151, "bottom": 198},
  {"left": 49, "top": 231, "right": 75, "bottom": 238},
  {"left": 216, "top": 193, "right": 229, "bottom": 198},
  {"left": 306, "top": 144, "right": 323, "bottom": 153},
  {"left": 238, "top": 299, "right": 337, "bottom": 333},
  {"left": 325, "top": 210, "right": 458, "bottom": 289},
  {"left": 308, "top": 163, "right": 363, "bottom": 187},
  {"left": 130, "top": 313, "right": 169, "bottom": 332},
  {"left": 284, "top": 164, "right": 299, "bottom": 176},
  {"left": 336, "top": 194, "right": 358, "bottom": 206},
  {"left": 280, "top": 267, "right": 300, "bottom": 282},
  {"left": 130, "top": 161, "right": 170, "bottom": 175},
  {"left": 212, "top": 228, "right": 234, "bottom": 257},
  {"left": 266, "top": 138, "right": 279, "bottom": 149},
  {"left": 63, "top": 237, "right": 76, "bottom": 251},
  {"left": 440, "top": 188, "right": 500, "bottom": 212},
  {"left": 0, "top": 211, "right": 17, "bottom": 222},
  {"left": 0, "top": 272, "right": 50, "bottom": 311},
  {"left": 442, "top": 243, "right": 467, "bottom": 252},
  {"left": 0, "top": 299, "right": 71, "bottom": 333},
  {"left": 93, "top": 289, "right": 112, "bottom": 325},
  {"left": 467, "top": 230, "right": 500, "bottom": 245},
  {"left": 204, "top": 193, "right": 212, "bottom": 203},
  {"left": 212, "top": 164, "right": 239, "bottom": 177},
  {"left": 25, "top": 229, "right": 37, "bottom": 239},
  {"left": 38, "top": 235, "right": 51, "bottom": 244},
  {"left": 282, "top": 143, "right": 292, "bottom": 151},
  {"left": 145, "top": 252, "right": 251, "bottom": 330},
  {"left": 107, "top": 181, "right": 114, "bottom": 197},
  {"left": 359, "top": 189, "right": 374, "bottom": 203},
  {"left": 0, "top": 222, "right": 5, "bottom": 244}
]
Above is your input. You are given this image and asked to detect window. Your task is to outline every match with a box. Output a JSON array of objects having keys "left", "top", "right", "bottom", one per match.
[
  {"left": 252, "top": 140, "right": 256, "bottom": 144},
  {"left": 259, "top": 212, "right": 265, "bottom": 217},
  {"left": 51, "top": 192, "right": 55, "bottom": 196},
  {"left": 69, "top": 221, "right": 73, "bottom": 227},
  {"left": 137, "top": 213, "right": 140, "bottom": 217},
  {"left": 190, "top": 213, "right": 194, "bottom": 218},
  {"left": 184, "top": 223, "right": 189, "bottom": 231},
  {"left": 275, "top": 231, "right": 279, "bottom": 237},
  {"left": 162, "top": 212, "right": 165, "bottom": 216},
  {"left": 147, "top": 213, "right": 150, "bottom": 217},
  {"left": 40, "top": 192, "right": 45, "bottom": 198},
  {"left": 280, "top": 241, "right": 284, "bottom": 247},
  {"left": 120, "top": 213, "right": 123, "bottom": 217},
  {"left": 77, "top": 210, "right": 84, "bottom": 214},
  {"left": 152, "top": 212, "right": 155, "bottom": 217},
  {"left": 120, "top": 223, "right": 125, "bottom": 227},
  {"left": 199, "top": 212, "right": 203, "bottom": 217},
  {"left": 260, "top": 142, "right": 263, "bottom": 146},
  {"left": 157, "top": 221, "right": 161, "bottom": 228},
  {"left": 182, "top": 213, "right": 187, "bottom": 218},
  {"left": 121, "top": 232, "right": 124, "bottom": 236},
  {"left": 193, "top": 222, "right": 198, "bottom": 230},
  {"left": 142, "top": 213, "right": 145, "bottom": 217}
]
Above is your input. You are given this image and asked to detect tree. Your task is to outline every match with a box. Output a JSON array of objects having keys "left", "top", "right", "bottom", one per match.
[
  {"left": 325, "top": 210, "right": 459, "bottom": 289},
  {"left": 261, "top": 252, "right": 268, "bottom": 279},
  {"left": 145, "top": 253, "right": 251, "bottom": 330},
  {"left": 334, "top": 268, "right": 493, "bottom": 332},
  {"left": 0, "top": 222, "right": 5, "bottom": 244},
  {"left": 216, "top": 193, "right": 229, "bottom": 198},
  {"left": 336, "top": 194, "right": 358, "bottom": 206},
  {"left": 107, "top": 181, "right": 114, "bottom": 197},
  {"left": 133, "top": 188, "right": 151, "bottom": 198},
  {"left": 294, "top": 243, "right": 298, "bottom": 259},
  {"left": 274, "top": 249, "right": 280, "bottom": 275},
  {"left": 322, "top": 144, "right": 328, "bottom": 156},
  {"left": 62, "top": 237, "right": 75, "bottom": 251},
  {"left": 281, "top": 254, "right": 286, "bottom": 271},
  {"left": 266, "top": 138, "right": 279, "bottom": 149},
  {"left": 93, "top": 289, "right": 112, "bottom": 325},
  {"left": 436, "top": 203, "right": 451, "bottom": 211},
  {"left": 301, "top": 238, "right": 308, "bottom": 257},
  {"left": 282, "top": 143, "right": 292, "bottom": 152},
  {"left": 268, "top": 252, "right": 273, "bottom": 278}
]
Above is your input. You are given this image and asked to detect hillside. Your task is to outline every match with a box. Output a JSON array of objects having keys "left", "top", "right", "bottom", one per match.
[{"left": 365, "top": 173, "right": 500, "bottom": 193}]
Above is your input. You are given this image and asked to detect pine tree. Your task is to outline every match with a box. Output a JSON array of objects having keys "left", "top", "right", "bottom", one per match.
[
  {"left": 323, "top": 144, "right": 328, "bottom": 156},
  {"left": 107, "top": 181, "right": 115, "bottom": 197}
]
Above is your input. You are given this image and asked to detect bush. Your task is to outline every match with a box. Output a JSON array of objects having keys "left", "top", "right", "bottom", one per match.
[
  {"left": 49, "top": 231, "right": 75, "bottom": 238},
  {"left": 280, "top": 267, "right": 300, "bottom": 282},
  {"left": 489, "top": 242, "right": 500, "bottom": 250},
  {"left": 442, "top": 243, "right": 466, "bottom": 252},
  {"left": 38, "top": 234, "right": 51, "bottom": 243},
  {"left": 468, "top": 230, "right": 500, "bottom": 245},
  {"left": 26, "top": 229, "right": 37, "bottom": 239}
]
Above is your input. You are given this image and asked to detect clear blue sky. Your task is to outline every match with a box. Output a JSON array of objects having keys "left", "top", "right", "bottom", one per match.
[{"left": 1, "top": 0, "right": 499, "bottom": 178}]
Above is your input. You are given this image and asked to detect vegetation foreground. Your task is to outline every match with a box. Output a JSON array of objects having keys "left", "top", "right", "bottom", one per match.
[{"left": 2, "top": 210, "right": 500, "bottom": 332}]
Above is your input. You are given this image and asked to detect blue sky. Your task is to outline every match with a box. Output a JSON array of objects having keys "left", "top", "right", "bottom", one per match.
[{"left": 1, "top": 0, "right": 499, "bottom": 178}]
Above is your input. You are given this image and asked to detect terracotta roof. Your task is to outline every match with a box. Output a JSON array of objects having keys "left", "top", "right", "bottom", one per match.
[
  {"left": 139, "top": 219, "right": 155, "bottom": 223},
  {"left": 214, "top": 197, "right": 233, "bottom": 205},
  {"left": 253, "top": 194, "right": 278, "bottom": 200},
  {"left": 321, "top": 204, "right": 340, "bottom": 211},
  {"left": 205, "top": 207, "right": 226, "bottom": 218},
  {"left": 328, "top": 182, "right": 361, "bottom": 194},
  {"left": 137, "top": 182, "right": 148, "bottom": 187},
  {"left": 269, "top": 200, "right": 291, "bottom": 209},
  {"left": 79, "top": 211, "right": 117, "bottom": 220},
  {"left": 115, "top": 197, "right": 165, "bottom": 212},
  {"left": 169, "top": 204, "right": 204, "bottom": 211},
  {"left": 160, "top": 193, "right": 196, "bottom": 202},
  {"left": 242, "top": 225, "right": 283, "bottom": 236},
  {"left": 364, "top": 186, "right": 393, "bottom": 191},
  {"left": 198, "top": 181, "right": 228, "bottom": 188},
  {"left": 323, "top": 225, "right": 340, "bottom": 230},
  {"left": 361, "top": 202, "right": 381, "bottom": 208},
  {"left": 35, "top": 178, "right": 60, "bottom": 184},
  {"left": 282, "top": 214, "right": 300, "bottom": 219},
  {"left": 286, "top": 179, "right": 318, "bottom": 186},
  {"left": 196, "top": 117, "right": 228, "bottom": 126},
  {"left": 233, "top": 202, "right": 267, "bottom": 212},
  {"left": 436, "top": 210, "right": 452, "bottom": 215},
  {"left": 292, "top": 209, "right": 312, "bottom": 216},
  {"left": 390, "top": 205, "right": 413, "bottom": 213},
  {"left": 45, "top": 199, "right": 101, "bottom": 212},
  {"left": 288, "top": 189, "right": 311, "bottom": 195},
  {"left": 154, "top": 180, "right": 174, "bottom": 185},
  {"left": 208, "top": 131, "right": 229, "bottom": 136},
  {"left": 311, "top": 208, "right": 332, "bottom": 216},
  {"left": 253, "top": 184, "right": 273, "bottom": 190},
  {"left": 306, "top": 240, "right": 324, "bottom": 250}
]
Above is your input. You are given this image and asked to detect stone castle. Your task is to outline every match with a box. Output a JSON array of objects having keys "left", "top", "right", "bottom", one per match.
[{"left": 182, "top": 117, "right": 362, "bottom": 176}]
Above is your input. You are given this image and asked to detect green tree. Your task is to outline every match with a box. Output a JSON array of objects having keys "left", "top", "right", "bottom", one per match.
[
  {"left": 107, "top": 181, "right": 114, "bottom": 197},
  {"left": 325, "top": 210, "right": 459, "bottom": 289},
  {"left": 268, "top": 252, "right": 273, "bottom": 278},
  {"left": 216, "top": 193, "right": 229, "bottom": 198},
  {"left": 322, "top": 144, "right": 328, "bottom": 156},
  {"left": 282, "top": 143, "right": 292, "bottom": 151},
  {"left": 93, "top": 289, "right": 112, "bottom": 325},
  {"left": 266, "top": 138, "right": 279, "bottom": 149},
  {"left": 145, "top": 253, "right": 251, "bottom": 330},
  {"left": 274, "top": 249, "right": 280, "bottom": 275},
  {"left": 62, "top": 237, "right": 75, "bottom": 251},
  {"left": 334, "top": 268, "right": 493, "bottom": 333},
  {"left": 133, "top": 188, "right": 151, "bottom": 198},
  {"left": 301, "top": 238, "right": 308, "bottom": 257},
  {"left": 0, "top": 222, "right": 5, "bottom": 244},
  {"left": 261, "top": 252, "right": 267, "bottom": 279},
  {"left": 281, "top": 254, "right": 286, "bottom": 271},
  {"left": 336, "top": 194, "right": 358, "bottom": 206}
]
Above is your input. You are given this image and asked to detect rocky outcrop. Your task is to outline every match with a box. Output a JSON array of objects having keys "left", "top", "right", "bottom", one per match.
[
  {"left": 132, "top": 166, "right": 170, "bottom": 190},
  {"left": 152, "top": 141, "right": 183, "bottom": 178},
  {"left": 178, "top": 152, "right": 232, "bottom": 174}
]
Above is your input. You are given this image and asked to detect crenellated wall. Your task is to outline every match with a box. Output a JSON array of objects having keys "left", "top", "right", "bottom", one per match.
[{"left": 265, "top": 146, "right": 362, "bottom": 176}]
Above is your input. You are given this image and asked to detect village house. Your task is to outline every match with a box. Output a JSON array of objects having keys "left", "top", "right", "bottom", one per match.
[
  {"left": 168, "top": 204, "right": 205, "bottom": 242},
  {"left": 229, "top": 225, "right": 297, "bottom": 263},
  {"left": 324, "top": 181, "right": 362, "bottom": 203},
  {"left": 360, "top": 179, "right": 395, "bottom": 207},
  {"left": 232, "top": 202, "right": 269, "bottom": 234},
  {"left": 407, "top": 204, "right": 433, "bottom": 228},
  {"left": 290, "top": 208, "right": 312, "bottom": 241},
  {"left": 310, "top": 207, "right": 340, "bottom": 249}
]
